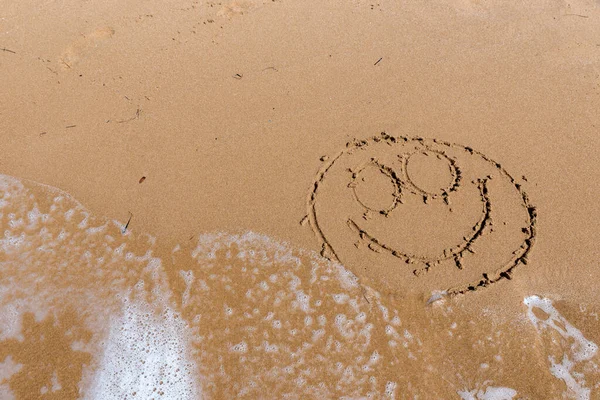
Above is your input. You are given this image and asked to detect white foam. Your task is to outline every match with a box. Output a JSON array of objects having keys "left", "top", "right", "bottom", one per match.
[
  {"left": 39, "top": 371, "right": 62, "bottom": 394},
  {"left": 293, "top": 289, "right": 312, "bottom": 313},
  {"left": 335, "top": 313, "right": 354, "bottom": 339},
  {"left": 0, "top": 385, "right": 15, "bottom": 400},
  {"left": 0, "top": 231, "right": 25, "bottom": 253},
  {"left": 230, "top": 341, "right": 248, "bottom": 353},
  {"left": 524, "top": 295, "right": 598, "bottom": 400},
  {"left": 86, "top": 301, "right": 201, "bottom": 400},
  {"left": 179, "top": 270, "right": 195, "bottom": 307},
  {"left": 458, "top": 385, "right": 517, "bottom": 400},
  {"left": 384, "top": 381, "right": 397, "bottom": 398},
  {"left": 0, "top": 356, "right": 21, "bottom": 400}
]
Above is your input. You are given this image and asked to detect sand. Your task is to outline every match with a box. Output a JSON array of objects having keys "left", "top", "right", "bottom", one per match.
[{"left": 1, "top": 0, "right": 600, "bottom": 398}]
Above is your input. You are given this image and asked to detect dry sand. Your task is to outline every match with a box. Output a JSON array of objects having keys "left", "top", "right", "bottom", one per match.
[{"left": 1, "top": 0, "right": 600, "bottom": 398}]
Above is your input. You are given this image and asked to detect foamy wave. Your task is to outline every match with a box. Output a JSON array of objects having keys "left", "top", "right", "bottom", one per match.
[{"left": 1, "top": 174, "right": 599, "bottom": 399}]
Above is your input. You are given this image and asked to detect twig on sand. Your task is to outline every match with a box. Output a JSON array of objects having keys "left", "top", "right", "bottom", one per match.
[
  {"left": 1, "top": 47, "right": 16, "bottom": 54},
  {"left": 122, "top": 212, "right": 133, "bottom": 234},
  {"left": 60, "top": 59, "right": 72, "bottom": 69},
  {"left": 117, "top": 108, "right": 141, "bottom": 123},
  {"left": 374, "top": 57, "right": 383, "bottom": 66},
  {"left": 360, "top": 286, "right": 371, "bottom": 304}
]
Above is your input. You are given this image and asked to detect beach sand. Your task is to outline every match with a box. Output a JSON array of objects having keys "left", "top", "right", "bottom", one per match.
[{"left": 1, "top": 0, "right": 600, "bottom": 398}]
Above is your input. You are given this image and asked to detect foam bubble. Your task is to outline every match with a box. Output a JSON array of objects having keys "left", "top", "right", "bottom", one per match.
[
  {"left": 230, "top": 342, "right": 248, "bottom": 353},
  {"left": 384, "top": 381, "right": 397, "bottom": 398}
]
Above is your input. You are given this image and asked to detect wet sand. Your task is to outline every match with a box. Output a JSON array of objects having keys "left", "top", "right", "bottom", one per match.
[{"left": 1, "top": 0, "right": 600, "bottom": 398}]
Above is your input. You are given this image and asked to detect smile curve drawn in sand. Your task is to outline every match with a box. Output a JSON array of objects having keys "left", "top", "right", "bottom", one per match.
[{"left": 308, "top": 133, "right": 537, "bottom": 295}]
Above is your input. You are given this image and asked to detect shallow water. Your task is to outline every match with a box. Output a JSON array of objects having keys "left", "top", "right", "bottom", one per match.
[{"left": 0, "top": 174, "right": 598, "bottom": 399}]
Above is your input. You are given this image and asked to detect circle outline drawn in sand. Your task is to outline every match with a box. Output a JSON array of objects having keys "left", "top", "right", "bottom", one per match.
[
  {"left": 307, "top": 133, "right": 537, "bottom": 295},
  {"left": 403, "top": 149, "right": 459, "bottom": 198},
  {"left": 349, "top": 160, "right": 403, "bottom": 215}
]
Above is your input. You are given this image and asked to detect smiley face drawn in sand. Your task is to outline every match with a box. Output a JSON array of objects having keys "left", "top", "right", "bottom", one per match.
[{"left": 308, "top": 133, "right": 537, "bottom": 295}]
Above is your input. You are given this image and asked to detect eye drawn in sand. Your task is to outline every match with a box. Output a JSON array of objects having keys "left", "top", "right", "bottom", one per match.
[
  {"left": 59, "top": 27, "right": 115, "bottom": 69},
  {"left": 308, "top": 133, "right": 537, "bottom": 295}
]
